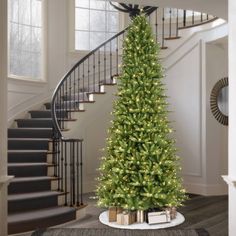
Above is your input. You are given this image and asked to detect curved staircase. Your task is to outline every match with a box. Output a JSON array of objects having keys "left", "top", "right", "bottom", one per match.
[{"left": 7, "top": 5, "right": 218, "bottom": 234}]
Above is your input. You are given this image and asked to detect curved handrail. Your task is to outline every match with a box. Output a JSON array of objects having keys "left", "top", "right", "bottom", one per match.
[
  {"left": 51, "top": 27, "right": 129, "bottom": 138},
  {"left": 51, "top": 7, "right": 218, "bottom": 139}
]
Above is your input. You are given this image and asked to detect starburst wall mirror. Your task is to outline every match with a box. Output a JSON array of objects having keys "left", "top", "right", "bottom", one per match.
[{"left": 210, "top": 77, "right": 228, "bottom": 126}]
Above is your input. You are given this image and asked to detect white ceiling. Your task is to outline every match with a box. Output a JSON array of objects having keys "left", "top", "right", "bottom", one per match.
[{"left": 112, "top": 0, "right": 228, "bottom": 20}]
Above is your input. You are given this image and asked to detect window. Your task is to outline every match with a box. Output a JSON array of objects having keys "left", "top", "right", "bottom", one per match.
[
  {"left": 75, "top": 0, "right": 119, "bottom": 51},
  {"left": 8, "top": 0, "right": 43, "bottom": 79}
]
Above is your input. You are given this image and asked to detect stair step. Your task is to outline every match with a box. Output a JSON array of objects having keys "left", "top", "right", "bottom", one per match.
[
  {"left": 8, "top": 138, "right": 50, "bottom": 150},
  {"left": 8, "top": 206, "right": 76, "bottom": 234},
  {"left": 8, "top": 176, "right": 59, "bottom": 194},
  {"left": 16, "top": 118, "right": 53, "bottom": 128},
  {"left": 45, "top": 101, "right": 95, "bottom": 110},
  {"left": 8, "top": 128, "right": 53, "bottom": 138},
  {"left": 8, "top": 191, "right": 64, "bottom": 214},
  {"left": 62, "top": 92, "right": 89, "bottom": 101},
  {"left": 29, "top": 110, "right": 68, "bottom": 119},
  {"left": 8, "top": 163, "right": 53, "bottom": 177},
  {"left": 8, "top": 150, "right": 48, "bottom": 163},
  {"left": 164, "top": 36, "right": 181, "bottom": 40}
]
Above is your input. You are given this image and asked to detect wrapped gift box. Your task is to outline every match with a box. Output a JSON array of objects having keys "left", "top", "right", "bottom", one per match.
[
  {"left": 108, "top": 207, "right": 123, "bottom": 222},
  {"left": 123, "top": 211, "right": 136, "bottom": 225},
  {"left": 117, "top": 213, "right": 124, "bottom": 225},
  {"left": 147, "top": 211, "right": 171, "bottom": 225},
  {"left": 117, "top": 211, "right": 136, "bottom": 225}
]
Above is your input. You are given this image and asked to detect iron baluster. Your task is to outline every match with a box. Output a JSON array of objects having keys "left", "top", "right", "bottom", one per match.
[
  {"left": 116, "top": 37, "right": 119, "bottom": 75},
  {"left": 76, "top": 141, "right": 80, "bottom": 206},
  {"left": 110, "top": 41, "right": 112, "bottom": 83},
  {"left": 70, "top": 141, "right": 73, "bottom": 206},
  {"left": 83, "top": 62, "right": 85, "bottom": 100},
  {"left": 80, "top": 141, "right": 83, "bottom": 204},
  {"left": 161, "top": 8, "right": 167, "bottom": 49},
  {"left": 104, "top": 45, "right": 106, "bottom": 84},
  {"left": 176, "top": 9, "right": 179, "bottom": 37},
  {"left": 64, "top": 141, "right": 68, "bottom": 205},
  {"left": 61, "top": 140, "right": 64, "bottom": 192},
  {"left": 98, "top": 50, "right": 101, "bottom": 90},
  {"left": 169, "top": 8, "right": 172, "bottom": 38},
  {"left": 72, "top": 141, "right": 75, "bottom": 206},
  {"left": 77, "top": 67, "right": 80, "bottom": 111},
  {"left": 73, "top": 70, "right": 76, "bottom": 111},
  {"left": 155, "top": 9, "right": 158, "bottom": 43},
  {"left": 88, "top": 58, "right": 90, "bottom": 93},
  {"left": 183, "top": 10, "right": 186, "bottom": 27},
  {"left": 93, "top": 53, "right": 95, "bottom": 92}
]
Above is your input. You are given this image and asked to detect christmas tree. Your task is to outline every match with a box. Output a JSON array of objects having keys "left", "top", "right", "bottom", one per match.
[{"left": 97, "top": 14, "right": 186, "bottom": 211}]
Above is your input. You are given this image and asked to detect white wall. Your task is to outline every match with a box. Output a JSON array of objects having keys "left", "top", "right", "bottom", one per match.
[
  {"left": 205, "top": 42, "right": 228, "bottom": 194},
  {"left": 163, "top": 23, "right": 228, "bottom": 195}
]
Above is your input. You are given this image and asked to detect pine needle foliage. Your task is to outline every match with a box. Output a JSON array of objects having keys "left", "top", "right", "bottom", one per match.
[{"left": 96, "top": 14, "right": 187, "bottom": 211}]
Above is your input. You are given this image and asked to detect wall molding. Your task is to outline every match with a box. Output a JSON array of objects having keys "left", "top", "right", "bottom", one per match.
[
  {"left": 164, "top": 23, "right": 228, "bottom": 182},
  {"left": 184, "top": 182, "right": 228, "bottom": 196},
  {"left": 166, "top": 42, "right": 203, "bottom": 178},
  {"left": 8, "top": 92, "right": 52, "bottom": 127},
  {"left": 8, "top": 92, "right": 45, "bottom": 114}
]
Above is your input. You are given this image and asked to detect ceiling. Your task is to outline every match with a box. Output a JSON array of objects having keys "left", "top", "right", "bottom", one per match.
[{"left": 112, "top": 0, "right": 228, "bottom": 20}]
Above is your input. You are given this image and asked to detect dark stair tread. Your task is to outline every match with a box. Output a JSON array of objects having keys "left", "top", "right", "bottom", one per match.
[
  {"left": 29, "top": 110, "right": 52, "bottom": 113},
  {"left": 164, "top": 36, "right": 181, "bottom": 40},
  {"left": 16, "top": 118, "right": 52, "bottom": 121},
  {"left": 8, "top": 191, "right": 63, "bottom": 201},
  {"left": 87, "top": 91, "right": 106, "bottom": 95},
  {"left": 8, "top": 150, "right": 49, "bottom": 153},
  {"left": 11, "top": 176, "right": 58, "bottom": 183},
  {"left": 8, "top": 206, "right": 76, "bottom": 223},
  {"left": 8, "top": 138, "right": 51, "bottom": 141},
  {"left": 8, "top": 128, "right": 53, "bottom": 138},
  {"left": 102, "top": 83, "right": 117, "bottom": 86},
  {"left": 8, "top": 163, "right": 53, "bottom": 167},
  {"left": 9, "top": 128, "right": 53, "bottom": 130}
]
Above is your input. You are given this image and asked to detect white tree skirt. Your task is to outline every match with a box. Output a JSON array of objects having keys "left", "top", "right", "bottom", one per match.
[{"left": 99, "top": 211, "right": 185, "bottom": 230}]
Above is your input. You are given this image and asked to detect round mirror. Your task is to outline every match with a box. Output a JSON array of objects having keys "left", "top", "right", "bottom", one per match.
[
  {"left": 217, "top": 86, "right": 228, "bottom": 116},
  {"left": 210, "top": 77, "right": 228, "bottom": 126}
]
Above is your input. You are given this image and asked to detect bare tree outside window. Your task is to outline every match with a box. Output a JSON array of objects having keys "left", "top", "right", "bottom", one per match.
[
  {"left": 9, "top": 0, "right": 42, "bottom": 79},
  {"left": 75, "top": 0, "right": 119, "bottom": 51}
]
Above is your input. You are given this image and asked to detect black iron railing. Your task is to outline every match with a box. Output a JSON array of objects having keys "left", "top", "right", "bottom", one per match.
[
  {"left": 148, "top": 8, "right": 217, "bottom": 48},
  {"left": 52, "top": 137, "right": 83, "bottom": 206},
  {"left": 51, "top": 6, "right": 218, "bottom": 208}
]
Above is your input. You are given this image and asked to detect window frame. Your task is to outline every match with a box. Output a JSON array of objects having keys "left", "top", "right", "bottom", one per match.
[
  {"left": 69, "top": 0, "right": 124, "bottom": 55},
  {"left": 7, "top": 0, "right": 47, "bottom": 83}
]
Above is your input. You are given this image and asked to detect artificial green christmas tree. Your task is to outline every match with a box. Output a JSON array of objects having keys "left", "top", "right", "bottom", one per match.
[{"left": 97, "top": 14, "right": 187, "bottom": 211}]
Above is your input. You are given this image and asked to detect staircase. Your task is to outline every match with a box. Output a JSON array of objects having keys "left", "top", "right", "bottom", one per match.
[
  {"left": 7, "top": 104, "right": 82, "bottom": 234},
  {"left": 7, "top": 6, "right": 218, "bottom": 234}
]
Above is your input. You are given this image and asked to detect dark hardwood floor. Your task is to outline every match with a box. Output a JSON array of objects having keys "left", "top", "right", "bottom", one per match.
[{"left": 64, "top": 193, "right": 228, "bottom": 236}]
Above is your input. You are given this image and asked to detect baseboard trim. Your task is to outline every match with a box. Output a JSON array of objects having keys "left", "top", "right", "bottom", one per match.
[{"left": 184, "top": 182, "right": 228, "bottom": 196}]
